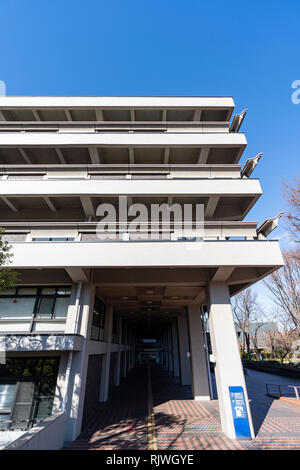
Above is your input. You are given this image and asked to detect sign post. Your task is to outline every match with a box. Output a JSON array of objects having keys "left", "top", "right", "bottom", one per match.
[{"left": 229, "top": 386, "right": 251, "bottom": 438}]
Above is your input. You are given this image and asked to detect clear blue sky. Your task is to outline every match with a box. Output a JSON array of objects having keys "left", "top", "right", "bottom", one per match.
[{"left": 0, "top": 0, "right": 299, "bottom": 307}]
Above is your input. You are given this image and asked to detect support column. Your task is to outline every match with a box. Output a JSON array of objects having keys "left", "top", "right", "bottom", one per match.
[
  {"left": 122, "top": 323, "right": 128, "bottom": 378},
  {"left": 171, "top": 319, "right": 180, "bottom": 378},
  {"left": 208, "top": 282, "right": 254, "bottom": 439},
  {"left": 62, "top": 283, "right": 95, "bottom": 442},
  {"left": 99, "top": 304, "right": 113, "bottom": 402},
  {"left": 177, "top": 312, "right": 192, "bottom": 385},
  {"left": 187, "top": 305, "right": 211, "bottom": 400},
  {"left": 164, "top": 331, "right": 169, "bottom": 369},
  {"left": 168, "top": 325, "right": 173, "bottom": 374},
  {"left": 114, "top": 316, "right": 122, "bottom": 386},
  {"left": 127, "top": 328, "right": 132, "bottom": 371}
]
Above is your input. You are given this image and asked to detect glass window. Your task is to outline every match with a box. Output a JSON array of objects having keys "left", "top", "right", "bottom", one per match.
[
  {"left": 0, "top": 286, "right": 71, "bottom": 325},
  {"left": 53, "top": 297, "right": 69, "bottom": 318},
  {"left": 0, "top": 384, "right": 17, "bottom": 430},
  {"left": 36, "top": 297, "right": 54, "bottom": 316},
  {"left": 0, "top": 384, "right": 17, "bottom": 410},
  {"left": 32, "top": 238, "right": 75, "bottom": 242},
  {"left": 0, "top": 358, "right": 60, "bottom": 430},
  {"left": 56, "top": 287, "right": 71, "bottom": 296},
  {"left": 0, "top": 289, "right": 16, "bottom": 296},
  {"left": 0, "top": 297, "right": 36, "bottom": 318},
  {"left": 41, "top": 287, "right": 56, "bottom": 295},
  {"left": 91, "top": 297, "right": 106, "bottom": 341},
  {"left": 17, "top": 287, "right": 38, "bottom": 295}
]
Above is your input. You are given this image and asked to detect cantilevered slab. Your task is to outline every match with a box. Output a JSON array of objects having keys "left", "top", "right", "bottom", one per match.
[
  {"left": 0, "top": 177, "right": 261, "bottom": 197},
  {"left": 8, "top": 240, "right": 283, "bottom": 270},
  {"left": 0, "top": 131, "right": 246, "bottom": 148},
  {"left": 0, "top": 96, "right": 235, "bottom": 111}
]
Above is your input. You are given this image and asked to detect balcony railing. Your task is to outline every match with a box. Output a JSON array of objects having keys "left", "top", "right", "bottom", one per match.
[
  {"left": 0, "top": 120, "right": 230, "bottom": 133},
  {"left": 1, "top": 221, "right": 259, "bottom": 242},
  {"left": 0, "top": 163, "right": 242, "bottom": 179}
]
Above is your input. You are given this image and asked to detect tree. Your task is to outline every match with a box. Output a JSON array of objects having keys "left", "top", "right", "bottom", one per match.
[
  {"left": 263, "top": 249, "right": 300, "bottom": 330},
  {"left": 264, "top": 325, "right": 277, "bottom": 359},
  {"left": 0, "top": 228, "right": 19, "bottom": 291},
  {"left": 273, "top": 327, "right": 298, "bottom": 363},
  {"left": 283, "top": 177, "right": 300, "bottom": 243},
  {"left": 232, "top": 288, "right": 263, "bottom": 360}
]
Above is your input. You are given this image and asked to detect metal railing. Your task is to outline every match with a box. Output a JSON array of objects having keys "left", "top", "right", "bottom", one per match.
[
  {"left": 0, "top": 120, "right": 230, "bottom": 133},
  {"left": 266, "top": 383, "right": 300, "bottom": 399}
]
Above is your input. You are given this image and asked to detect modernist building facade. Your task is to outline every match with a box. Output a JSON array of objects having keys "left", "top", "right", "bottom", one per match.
[{"left": 0, "top": 97, "right": 283, "bottom": 446}]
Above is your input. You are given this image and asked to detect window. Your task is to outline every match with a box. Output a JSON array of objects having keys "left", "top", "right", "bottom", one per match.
[
  {"left": 0, "top": 358, "right": 59, "bottom": 430},
  {"left": 91, "top": 297, "right": 106, "bottom": 341},
  {"left": 0, "top": 286, "right": 71, "bottom": 328},
  {"left": 32, "top": 238, "right": 75, "bottom": 242}
]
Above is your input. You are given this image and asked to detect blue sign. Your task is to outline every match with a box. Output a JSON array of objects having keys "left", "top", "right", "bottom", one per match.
[{"left": 229, "top": 386, "right": 251, "bottom": 438}]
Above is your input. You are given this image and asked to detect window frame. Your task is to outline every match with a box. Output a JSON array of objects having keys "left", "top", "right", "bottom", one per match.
[{"left": 0, "top": 286, "right": 72, "bottom": 329}]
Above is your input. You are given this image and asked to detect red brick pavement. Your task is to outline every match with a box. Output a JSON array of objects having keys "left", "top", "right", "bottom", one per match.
[{"left": 65, "top": 365, "right": 300, "bottom": 450}]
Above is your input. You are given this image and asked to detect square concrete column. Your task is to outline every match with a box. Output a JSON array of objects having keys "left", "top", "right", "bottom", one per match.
[
  {"left": 114, "top": 316, "right": 122, "bottom": 386},
  {"left": 187, "top": 305, "right": 211, "bottom": 400},
  {"left": 171, "top": 319, "right": 180, "bottom": 377},
  {"left": 164, "top": 332, "right": 169, "bottom": 369},
  {"left": 127, "top": 328, "right": 132, "bottom": 371},
  {"left": 122, "top": 323, "right": 128, "bottom": 378},
  {"left": 177, "top": 312, "right": 192, "bottom": 385},
  {"left": 208, "top": 282, "right": 254, "bottom": 439},
  {"left": 99, "top": 304, "right": 113, "bottom": 402},
  {"left": 61, "top": 283, "right": 95, "bottom": 441},
  {"left": 168, "top": 326, "right": 173, "bottom": 374}
]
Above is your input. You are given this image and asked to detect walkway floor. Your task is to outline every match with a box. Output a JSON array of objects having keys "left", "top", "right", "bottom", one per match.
[{"left": 65, "top": 365, "right": 300, "bottom": 450}]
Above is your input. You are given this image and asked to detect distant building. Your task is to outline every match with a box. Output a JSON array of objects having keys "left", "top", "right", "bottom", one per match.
[{"left": 236, "top": 322, "right": 277, "bottom": 352}]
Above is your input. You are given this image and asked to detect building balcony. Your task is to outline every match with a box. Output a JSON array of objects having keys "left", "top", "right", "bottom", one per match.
[
  {"left": 0, "top": 163, "right": 243, "bottom": 179},
  {"left": 0, "top": 177, "right": 261, "bottom": 222},
  {"left": 6, "top": 238, "right": 283, "bottom": 272},
  {"left": 0, "top": 96, "right": 235, "bottom": 123},
  {"left": 0, "top": 120, "right": 230, "bottom": 134},
  {"left": 0, "top": 132, "right": 246, "bottom": 165}
]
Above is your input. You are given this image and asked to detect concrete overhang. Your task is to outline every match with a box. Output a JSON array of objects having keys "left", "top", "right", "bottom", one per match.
[
  {"left": 0, "top": 96, "right": 235, "bottom": 122},
  {"left": 7, "top": 240, "right": 283, "bottom": 270},
  {"left": 0, "top": 131, "right": 246, "bottom": 148},
  {"left": 0, "top": 178, "right": 261, "bottom": 221},
  {"left": 0, "top": 177, "right": 260, "bottom": 197}
]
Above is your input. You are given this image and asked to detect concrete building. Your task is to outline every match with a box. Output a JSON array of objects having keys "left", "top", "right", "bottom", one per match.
[{"left": 0, "top": 97, "right": 283, "bottom": 446}]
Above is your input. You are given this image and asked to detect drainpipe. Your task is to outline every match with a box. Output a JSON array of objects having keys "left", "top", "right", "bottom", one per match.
[
  {"left": 61, "top": 350, "right": 73, "bottom": 412},
  {"left": 73, "top": 281, "right": 83, "bottom": 335},
  {"left": 201, "top": 305, "right": 213, "bottom": 399}
]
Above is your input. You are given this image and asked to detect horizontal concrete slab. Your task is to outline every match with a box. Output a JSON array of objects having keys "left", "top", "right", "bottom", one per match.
[
  {"left": 0, "top": 177, "right": 261, "bottom": 197},
  {"left": 7, "top": 240, "right": 283, "bottom": 269}
]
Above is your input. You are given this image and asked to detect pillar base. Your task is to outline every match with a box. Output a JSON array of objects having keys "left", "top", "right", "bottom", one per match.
[{"left": 194, "top": 395, "right": 211, "bottom": 401}]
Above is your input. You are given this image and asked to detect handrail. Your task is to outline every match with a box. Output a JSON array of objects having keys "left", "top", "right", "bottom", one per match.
[
  {"left": 0, "top": 120, "right": 230, "bottom": 131},
  {"left": 0, "top": 163, "right": 241, "bottom": 172}
]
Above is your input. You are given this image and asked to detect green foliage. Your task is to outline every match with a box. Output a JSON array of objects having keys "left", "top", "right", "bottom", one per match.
[{"left": 0, "top": 228, "right": 20, "bottom": 291}]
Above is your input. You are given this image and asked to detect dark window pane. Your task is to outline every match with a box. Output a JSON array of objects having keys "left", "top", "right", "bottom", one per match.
[{"left": 36, "top": 297, "right": 54, "bottom": 316}]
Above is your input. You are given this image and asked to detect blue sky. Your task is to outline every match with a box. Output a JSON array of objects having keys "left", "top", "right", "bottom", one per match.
[{"left": 0, "top": 0, "right": 299, "bottom": 309}]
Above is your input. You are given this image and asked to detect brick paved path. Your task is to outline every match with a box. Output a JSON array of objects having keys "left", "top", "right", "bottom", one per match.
[
  {"left": 66, "top": 366, "right": 148, "bottom": 450},
  {"left": 65, "top": 365, "right": 300, "bottom": 450},
  {"left": 152, "top": 366, "right": 300, "bottom": 450}
]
